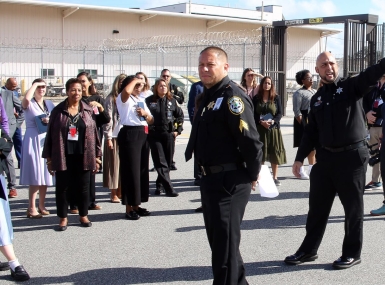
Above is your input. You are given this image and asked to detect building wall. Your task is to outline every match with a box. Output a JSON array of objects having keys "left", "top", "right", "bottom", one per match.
[{"left": 0, "top": 2, "right": 325, "bottom": 92}]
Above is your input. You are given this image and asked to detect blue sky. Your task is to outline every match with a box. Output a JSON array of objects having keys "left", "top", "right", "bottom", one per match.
[{"left": 43, "top": 0, "right": 385, "bottom": 55}]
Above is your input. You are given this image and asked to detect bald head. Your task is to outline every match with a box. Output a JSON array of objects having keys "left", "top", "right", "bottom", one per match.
[
  {"left": 5, "top": 78, "right": 17, "bottom": 91},
  {"left": 315, "top": 52, "right": 339, "bottom": 84}
]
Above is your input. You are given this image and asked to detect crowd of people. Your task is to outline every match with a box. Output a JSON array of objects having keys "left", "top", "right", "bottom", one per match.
[{"left": 0, "top": 46, "right": 385, "bottom": 283}]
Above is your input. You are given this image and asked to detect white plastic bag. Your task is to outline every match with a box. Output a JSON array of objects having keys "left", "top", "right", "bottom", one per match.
[{"left": 258, "top": 165, "right": 279, "bottom": 198}]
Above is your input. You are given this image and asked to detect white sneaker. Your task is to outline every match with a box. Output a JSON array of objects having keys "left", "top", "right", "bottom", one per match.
[
  {"left": 300, "top": 171, "right": 309, "bottom": 180},
  {"left": 299, "top": 166, "right": 309, "bottom": 180}
]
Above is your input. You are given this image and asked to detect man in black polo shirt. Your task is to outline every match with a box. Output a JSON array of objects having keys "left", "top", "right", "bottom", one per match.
[{"left": 285, "top": 52, "right": 385, "bottom": 269}]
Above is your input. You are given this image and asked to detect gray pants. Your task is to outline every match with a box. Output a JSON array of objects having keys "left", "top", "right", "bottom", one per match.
[{"left": 3, "top": 150, "right": 16, "bottom": 190}]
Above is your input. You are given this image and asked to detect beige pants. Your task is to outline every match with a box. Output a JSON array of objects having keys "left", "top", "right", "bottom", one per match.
[{"left": 368, "top": 126, "right": 382, "bottom": 182}]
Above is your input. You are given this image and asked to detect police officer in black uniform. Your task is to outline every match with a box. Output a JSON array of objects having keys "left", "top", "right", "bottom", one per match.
[
  {"left": 146, "top": 78, "right": 183, "bottom": 197},
  {"left": 185, "top": 46, "right": 263, "bottom": 285},
  {"left": 284, "top": 52, "right": 385, "bottom": 269}
]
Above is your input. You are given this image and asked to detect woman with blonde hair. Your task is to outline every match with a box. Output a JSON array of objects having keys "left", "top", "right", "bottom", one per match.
[
  {"left": 20, "top": 78, "right": 55, "bottom": 218},
  {"left": 103, "top": 74, "right": 127, "bottom": 202},
  {"left": 137, "top": 72, "right": 153, "bottom": 99},
  {"left": 240, "top": 68, "right": 264, "bottom": 99}
]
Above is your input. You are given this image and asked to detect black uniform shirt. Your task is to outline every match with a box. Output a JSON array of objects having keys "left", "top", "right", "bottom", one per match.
[
  {"left": 185, "top": 76, "right": 263, "bottom": 181},
  {"left": 169, "top": 83, "right": 185, "bottom": 104},
  {"left": 145, "top": 95, "right": 184, "bottom": 134},
  {"left": 296, "top": 58, "right": 385, "bottom": 162}
]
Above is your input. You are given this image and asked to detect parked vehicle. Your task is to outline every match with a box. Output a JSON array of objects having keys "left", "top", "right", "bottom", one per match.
[{"left": 46, "top": 83, "right": 65, "bottom": 97}]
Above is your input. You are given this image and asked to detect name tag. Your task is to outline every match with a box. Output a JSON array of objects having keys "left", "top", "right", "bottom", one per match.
[{"left": 213, "top": 97, "right": 223, "bottom": 110}]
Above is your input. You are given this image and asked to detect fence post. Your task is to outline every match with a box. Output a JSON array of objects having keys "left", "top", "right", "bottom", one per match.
[
  {"left": 243, "top": 42, "right": 246, "bottom": 70},
  {"left": 102, "top": 51, "right": 105, "bottom": 85},
  {"left": 41, "top": 47, "right": 44, "bottom": 77},
  {"left": 186, "top": 46, "right": 189, "bottom": 99},
  {"left": 83, "top": 48, "right": 85, "bottom": 71},
  {"left": 382, "top": 22, "right": 385, "bottom": 58}
]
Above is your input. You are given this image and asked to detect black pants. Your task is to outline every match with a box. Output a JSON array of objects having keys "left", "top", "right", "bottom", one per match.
[
  {"left": 89, "top": 173, "right": 96, "bottom": 206},
  {"left": 194, "top": 158, "right": 202, "bottom": 181},
  {"left": 118, "top": 126, "right": 149, "bottom": 206},
  {"left": 201, "top": 169, "right": 251, "bottom": 285},
  {"left": 380, "top": 146, "right": 385, "bottom": 202},
  {"left": 298, "top": 146, "right": 368, "bottom": 259},
  {"left": 148, "top": 131, "right": 174, "bottom": 193},
  {"left": 55, "top": 155, "right": 90, "bottom": 218}
]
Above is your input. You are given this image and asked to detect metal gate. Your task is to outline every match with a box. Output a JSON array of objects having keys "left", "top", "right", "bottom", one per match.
[
  {"left": 344, "top": 21, "right": 384, "bottom": 76},
  {"left": 271, "top": 14, "right": 382, "bottom": 116},
  {"left": 261, "top": 26, "right": 287, "bottom": 114}
]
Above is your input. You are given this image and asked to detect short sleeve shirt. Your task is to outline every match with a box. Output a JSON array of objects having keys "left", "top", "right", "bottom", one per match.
[{"left": 116, "top": 94, "right": 151, "bottom": 126}]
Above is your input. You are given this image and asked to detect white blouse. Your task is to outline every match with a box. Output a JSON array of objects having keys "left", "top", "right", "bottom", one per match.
[{"left": 116, "top": 93, "right": 151, "bottom": 126}]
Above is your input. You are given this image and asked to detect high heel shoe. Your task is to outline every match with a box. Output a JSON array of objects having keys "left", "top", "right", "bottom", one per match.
[
  {"left": 38, "top": 208, "right": 50, "bottom": 215},
  {"left": 26, "top": 210, "right": 42, "bottom": 219}
]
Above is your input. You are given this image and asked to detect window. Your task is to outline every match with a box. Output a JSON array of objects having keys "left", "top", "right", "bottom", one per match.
[
  {"left": 78, "top": 69, "right": 98, "bottom": 79},
  {"left": 41, "top": 68, "right": 55, "bottom": 78}
]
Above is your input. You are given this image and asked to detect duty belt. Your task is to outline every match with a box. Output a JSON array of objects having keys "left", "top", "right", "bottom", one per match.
[
  {"left": 322, "top": 140, "right": 366, "bottom": 153},
  {"left": 199, "top": 163, "right": 245, "bottom": 176}
]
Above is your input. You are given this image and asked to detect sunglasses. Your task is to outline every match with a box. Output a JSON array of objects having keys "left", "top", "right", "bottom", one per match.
[{"left": 162, "top": 75, "right": 170, "bottom": 78}]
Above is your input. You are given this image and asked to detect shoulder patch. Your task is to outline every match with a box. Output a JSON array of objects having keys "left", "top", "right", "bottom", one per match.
[{"left": 228, "top": 96, "right": 244, "bottom": 115}]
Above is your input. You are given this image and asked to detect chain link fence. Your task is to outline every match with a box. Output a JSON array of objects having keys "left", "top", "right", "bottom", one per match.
[{"left": 1, "top": 27, "right": 371, "bottom": 99}]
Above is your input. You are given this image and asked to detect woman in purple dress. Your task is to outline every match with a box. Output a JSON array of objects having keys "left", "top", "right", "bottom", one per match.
[{"left": 20, "top": 79, "right": 55, "bottom": 218}]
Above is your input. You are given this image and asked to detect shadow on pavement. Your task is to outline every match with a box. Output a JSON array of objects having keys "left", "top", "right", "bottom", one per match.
[{"left": 0, "top": 260, "right": 336, "bottom": 284}]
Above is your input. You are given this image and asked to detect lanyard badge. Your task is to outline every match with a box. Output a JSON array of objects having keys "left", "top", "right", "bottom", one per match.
[{"left": 68, "top": 125, "right": 78, "bottom": 141}]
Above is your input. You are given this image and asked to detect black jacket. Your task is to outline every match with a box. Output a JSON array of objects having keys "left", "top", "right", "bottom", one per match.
[
  {"left": 0, "top": 126, "right": 13, "bottom": 201},
  {"left": 169, "top": 83, "right": 184, "bottom": 104},
  {"left": 296, "top": 58, "right": 385, "bottom": 162},
  {"left": 145, "top": 95, "right": 184, "bottom": 134},
  {"left": 363, "top": 81, "right": 385, "bottom": 127},
  {"left": 185, "top": 76, "right": 263, "bottom": 181}
]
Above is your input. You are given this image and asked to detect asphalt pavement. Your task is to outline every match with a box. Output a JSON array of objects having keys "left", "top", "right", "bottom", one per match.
[{"left": 1, "top": 98, "right": 384, "bottom": 285}]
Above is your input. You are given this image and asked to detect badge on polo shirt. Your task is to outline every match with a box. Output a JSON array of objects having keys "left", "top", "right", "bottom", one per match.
[
  {"left": 228, "top": 96, "right": 244, "bottom": 115},
  {"left": 314, "top": 96, "right": 322, "bottom": 107}
]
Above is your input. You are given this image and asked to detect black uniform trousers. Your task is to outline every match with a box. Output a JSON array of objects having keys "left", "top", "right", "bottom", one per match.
[
  {"left": 380, "top": 146, "right": 385, "bottom": 202},
  {"left": 201, "top": 168, "right": 251, "bottom": 285},
  {"left": 55, "top": 155, "right": 90, "bottom": 218},
  {"left": 298, "top": 146, "right": 368, "bottom": 259},
  {"left": 118, "top": 126, "right": 149, "bottom": 206},
  {"left": 148, "top": 131, "right": 174, "bottom": 193}
]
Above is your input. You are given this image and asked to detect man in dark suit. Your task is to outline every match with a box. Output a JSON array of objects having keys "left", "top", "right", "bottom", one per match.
[{"left": 0, "top": 79, "right": 24, "bottom": 198}]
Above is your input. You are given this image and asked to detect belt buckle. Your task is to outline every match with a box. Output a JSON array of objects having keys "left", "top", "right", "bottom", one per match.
[{"left": 200, "top": 166, "right": 207, "bottom": 176}]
